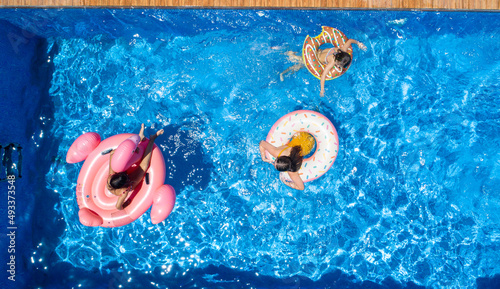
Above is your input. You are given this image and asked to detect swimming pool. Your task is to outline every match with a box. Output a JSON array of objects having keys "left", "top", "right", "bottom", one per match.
[{"left": 0, "top": 8, "right": 499, "bottom": 289}]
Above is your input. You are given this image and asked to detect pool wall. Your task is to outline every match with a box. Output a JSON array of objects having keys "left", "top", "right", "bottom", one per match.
[{"left": 0, "top": 19, "right": 58, "bottom": 289}]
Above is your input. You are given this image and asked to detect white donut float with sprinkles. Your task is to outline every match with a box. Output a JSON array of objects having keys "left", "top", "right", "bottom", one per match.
[{"left": 265, "top": 110, "right": 339, "bottom": 182}]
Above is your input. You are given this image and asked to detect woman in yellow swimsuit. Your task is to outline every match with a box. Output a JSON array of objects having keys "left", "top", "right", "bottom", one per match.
[{"left": 259, "top": 132, "right": 315, "bottom": 190}]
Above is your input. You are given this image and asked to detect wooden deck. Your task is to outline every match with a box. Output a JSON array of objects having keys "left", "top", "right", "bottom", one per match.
[{"left": 1, "top": 0, "right": 499, "bottom": 10}]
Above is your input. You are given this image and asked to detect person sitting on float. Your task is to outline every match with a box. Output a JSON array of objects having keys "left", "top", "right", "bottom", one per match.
[
  {"left": 259, "top": 132, "right": 315, "bottom": 191},
  {"left": 107, "top": 124, "right": 164, "bottom": 210}
]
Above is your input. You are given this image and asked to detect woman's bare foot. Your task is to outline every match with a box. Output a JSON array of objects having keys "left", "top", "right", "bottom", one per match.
[
  {"left": 150, "top": 129, "right": 164, "bottom": 141},
  {"left": 139, "top": 123, "right": 145, "bottom": 141}
]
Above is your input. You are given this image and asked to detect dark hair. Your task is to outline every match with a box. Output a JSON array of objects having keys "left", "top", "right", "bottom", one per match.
[
  {"left": 108, "top": 172, "right": 130, "bottom": 189},
  {"left": 335, "top": 51, "right": 352, "bottom": 68},
  {"left": 275, "top": 146, "right": 303, "bottom": 172}
]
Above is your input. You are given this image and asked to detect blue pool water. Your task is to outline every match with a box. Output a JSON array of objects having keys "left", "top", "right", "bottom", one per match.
[{"left": 0, "top": 8, "right": 499, "bottom": 289}]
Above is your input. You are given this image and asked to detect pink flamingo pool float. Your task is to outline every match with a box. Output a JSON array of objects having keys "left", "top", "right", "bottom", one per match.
[{"left": 66, "top": 132, "right": 176, "bottom": 227}]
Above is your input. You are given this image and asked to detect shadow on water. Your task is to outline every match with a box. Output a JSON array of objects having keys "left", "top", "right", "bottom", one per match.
[
  {"left": 161, "top": 124, "right": 213, "bottom": 194},
  {"left": 477, "top": 274, "right": 500, "bottom": 289},
  {"left": 25, "top": 258, "right": 500, "bottom": 289},
  {"left": 31, "top": 261, "right": 429, "bottom": 289},
  {"left": 28, "top": 40, "right": 65, "bottom": 289}
]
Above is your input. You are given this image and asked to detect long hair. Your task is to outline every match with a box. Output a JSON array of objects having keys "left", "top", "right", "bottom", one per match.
[
  {"left": 275, "top": 146, "right": 303, "bottom": 172},
  {"left": 335, "top": 51, "right": 352, "bottom": 68},
  {"left": 108, "top": 172, "right": 130, "bottom": 189}
]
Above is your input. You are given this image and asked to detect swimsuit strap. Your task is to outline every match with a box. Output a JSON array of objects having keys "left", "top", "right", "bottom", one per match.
[
  {"left": 277, "top": 147, "right": 288, "bottom": 158},
  {"left": 325, "top": 48, "right": 337, "bottom": 64},
  {"left": 124, "top": 184, "right": 133, "bottom": 194}
]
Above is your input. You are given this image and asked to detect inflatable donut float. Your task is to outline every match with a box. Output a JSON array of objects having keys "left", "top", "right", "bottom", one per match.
[
  {"left": 266, "top": 110, "right": 339, "bottom": 182},
  {"left": 302, "top": 26, "right": 353, "bottom": 80}
]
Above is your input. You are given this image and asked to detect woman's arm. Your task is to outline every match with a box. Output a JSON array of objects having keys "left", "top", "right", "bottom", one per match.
[
  {"left": 259, "top": 141, "right": 286, "bottom": 162},
  {"left": 116, "top": 191, "right": 129, "bottom": 210},
  {"left": 320, "top": 61, "right": 336, "bottom": 97},
  {"left": 280, "top": 172, "right": 305, "bottom": 190},
  {"left": 340, "top": 39, "right": 367, "bottom": 52}
]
